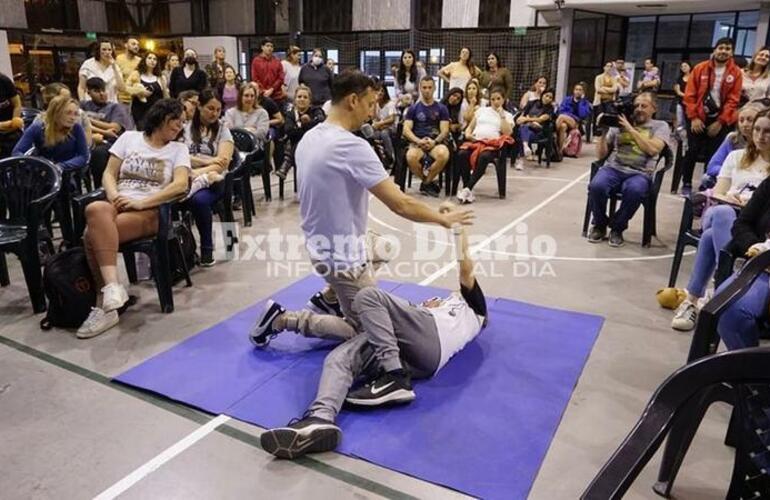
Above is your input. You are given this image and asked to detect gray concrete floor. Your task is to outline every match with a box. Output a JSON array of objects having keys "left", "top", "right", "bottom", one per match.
[{"left": 0, "top": 145, "right": 735, "bottom": 499}]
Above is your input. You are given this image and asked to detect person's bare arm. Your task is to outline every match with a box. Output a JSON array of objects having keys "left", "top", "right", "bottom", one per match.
[
  {"left": 597, "top": 131, "right": 610, "bottom": 159},
  {"left": 438, "top": 63, "right": 452, "bottom": 84},
  {"left": 78, "top": 74, "right": 88, "bottom": 101},
  {"left": 102, "top": 155, "right": 123, "bottom": 201},
  {"left": 0, "top": 95, "right": 22, "bottom": 132},
  {"left": 402, "top": 119, "right": 421, "bottom": 144},
  {"left": 114, "top": 167, "right": 190, "bottom": 212},
  {"left": 191, "top": 140, "right": 234, "bottom": 175},
  {"left": 439, "top": 202, "right": 475, "bottom": 288},
  {"left": 618, "top": 115, "right": 665, "bottom": 157},
  {"left": 499, "top": 115, "right": 513, "bottom": 136},
  {"left": 436, "top": 120, "right": 449, "bottom": 144},
  {"left": 369, "top": 178, "right": 474, "bottom": 228},
  {"left": 269, "top": 111, "right": 284, "bottom": 127}
]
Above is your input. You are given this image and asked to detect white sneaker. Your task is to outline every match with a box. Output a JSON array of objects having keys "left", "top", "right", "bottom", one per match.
[
  {"left": 671, "top": 300, "right": 697, "bottom": 331},
  {"left": 522, "top": 144, "right": 532, "bottom": 158},
  {"left": 77, "top": 307, "right": 119, "bottom": 339},
  {"left": 514, "top": 159, "right": 525, "bottom": 171},
  {"left": 101, "top": 283, "right": 128, "bottom": 312},
  {"left": 456, "top": 187, "right": 470, "bottom": 203},
  {"left": 464, "top": 189, "right": 475, "bottom": 204}
]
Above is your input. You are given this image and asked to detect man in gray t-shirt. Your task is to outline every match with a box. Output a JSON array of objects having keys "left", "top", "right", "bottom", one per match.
[
  {"left": 251, "top": 71, "right": 473, "bottom": 346},
  {"left": 587, "top": 92, "right": 670, "bottom": 247}
]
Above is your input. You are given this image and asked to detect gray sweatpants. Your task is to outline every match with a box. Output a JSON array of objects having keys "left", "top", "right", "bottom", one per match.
[
  {"left": 308, "top": 287, "right": 442, "bottom": 422},
  {"left": 278, "top": 261, "right": 376, "bottom": 342}
]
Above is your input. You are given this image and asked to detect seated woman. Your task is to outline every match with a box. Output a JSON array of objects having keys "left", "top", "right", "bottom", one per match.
[
  {"left": 178, "top": 90, "right": 199, "bottom": 124},
  {"left": 182, "top": 89, "right": 234, "bottom": 267},
  {"left": 555, "top": 82, "right": 591, "bottom": 153},
  {"left": 12, "top": 95, "right": 89, "bottom": 172},
  {"left": 223, "top": 82, "right": 270, "bottom": 150},
  {"left": 701, "top": 102, "right": 766, "bottom": 189},
  {"left": 716, "top": 173, "right": 770, "bottom": 350},
  {"left": 441, "top": 87, "right": 465, "bottom": 143},
  {"left": 455, "top": 87, "right": 514, "bottom": 204},
  {"left": 672, "top": 109, "right": 770, "bottom": 332},
  {"left": 372, "top": 82, "right": 398, "bottom": 167},
  {"left": 39, "top": 82, "right": 93, "bottom": 147},
  {"left": 77, "top": 99, "right": 190, "bottom": 338},
  {"left": 515, "top": 88, "right": 556, "bottom": 164},
  {"left": 460, "top": 79, "right": 487, "bottom": 127},
  {"left": 275, "top": 85, "right": 325, "bottom": 180}
]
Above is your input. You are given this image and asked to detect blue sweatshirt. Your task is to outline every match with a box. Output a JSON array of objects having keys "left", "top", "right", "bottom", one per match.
[
  {"left": 557, "top": 97, "right": 592, "bottom": 121},
  {"left": 12, "top": 121, "right": 89, "bottom": 171},
  {"left": 706, "top": 135, "right": 738, "bottom": 178}
]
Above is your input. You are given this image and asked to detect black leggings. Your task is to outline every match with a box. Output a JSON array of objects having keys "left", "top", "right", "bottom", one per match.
[
  {"left": 457, "top": 149, "right": 498, "bottom": 190},
  {"left": 680, "top": 121, "right": 731, "bottom": 187}
]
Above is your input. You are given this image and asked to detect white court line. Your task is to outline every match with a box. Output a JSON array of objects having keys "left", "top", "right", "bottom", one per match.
[
  {"left": 93, "top": 414, "right": 232, "bottom": 500},
  {"left": 419, "top": 170, "right": 591, "bottom": 286},
  {"left": 98, "top": 168, "right": 589, "bottom": 497}
]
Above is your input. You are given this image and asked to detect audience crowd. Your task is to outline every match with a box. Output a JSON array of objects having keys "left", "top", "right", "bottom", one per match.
[{"left": 3, "top": 32, "right": 770, "bottom": 352}]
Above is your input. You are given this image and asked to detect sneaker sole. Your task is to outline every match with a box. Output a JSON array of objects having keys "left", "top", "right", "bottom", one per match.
[
  {"left": 608, "top": 241, "right": 625, "bottom": 248},
  {"left": 587, "top": 237, "right": 604, "bottom": 244},
  {"left": 200, "top": 260, "right": 216, "bottom": 268},
  {"left": 260, "top": 426, "right": 341, "bottom": 459},
  {"left": 345, "top": 388, "right": 416, "bottom": 407},
  {"left": 76, "top": 314, "right": 119, "bottom": 339}
]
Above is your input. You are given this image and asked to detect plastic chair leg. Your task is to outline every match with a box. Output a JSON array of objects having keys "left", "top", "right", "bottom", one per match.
[
  {"left": 261, "top": 167, "right": 272, "bottom": 202},
  {"left": 152, "top": 244, "right": 174, "bottom": 313},
  {"left": 123, "top": 252, "right": 138, "bottom": 284},
  {"left": 582, "top": 198, "right": 592, "bottom": 237},
  {"left": 496, "top": 159, "right": 506, "bottom": 199},
  {"left": 19, "top": 244, "right": 46, "bottom": 314},
  {"left": 0, "top": 252, "right": 9, "bottom": 287}
]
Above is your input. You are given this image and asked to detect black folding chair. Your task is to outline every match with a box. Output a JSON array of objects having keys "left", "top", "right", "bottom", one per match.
[
  {"left": 582, "top": 145, "right": 673, "bottom": 247},
  {"left": 582, "top": 347, "right": 770, "bottom": 500},
  {"left": 450, "top": 142, "right": 511, "bottom": 199},
  {"left": 228, "top": 128, "right": 259, "bottom": 224},
  {"left": 73, "top": 189, "right": 191, "bottom": 313},
  {"left": 0, "top": 156, "right": 61, "bottom": 313},
  {"left": 651, "top": 249, "right": 770, "bottom": 498}
]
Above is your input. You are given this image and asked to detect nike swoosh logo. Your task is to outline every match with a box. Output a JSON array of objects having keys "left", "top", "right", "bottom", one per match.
[
  {"left": 294, "top": 435, "right": 315, "bottom": 451},
  {"left": 370, "top": 381, "right": 394, "bottom": 395}
]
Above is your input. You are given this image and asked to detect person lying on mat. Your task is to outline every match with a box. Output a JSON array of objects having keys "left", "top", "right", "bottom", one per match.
[
  {"left": 255, "top": 202, "right": 487, "bottom": 460},
  {"left": 253, "top": 70, "right": 473, "bottom": 343}
]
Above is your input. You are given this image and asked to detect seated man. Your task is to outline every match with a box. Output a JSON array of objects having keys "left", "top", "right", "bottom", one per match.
[
  {"left": 555, "top": 82, "right": 591, "bottom": 153},
  {"left": 256, "top": 203, "right": 487, "bottom": 459},
  {"left": 81, "top": 77, "right": 135, "bottom": 187},
  {"left": 516, "top": 88, "right": 556, "bottom": 161},
  {"left": 402, "top": 76, "right": 451, "bottom": 197},
  {"left": 587, "top": 92, "right": 670, "bottom": 247}
]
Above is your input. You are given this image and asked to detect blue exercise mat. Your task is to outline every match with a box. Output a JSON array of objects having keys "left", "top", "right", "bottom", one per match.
[{"left": 116, "top": 275, "right": 603, "bottom": 499}]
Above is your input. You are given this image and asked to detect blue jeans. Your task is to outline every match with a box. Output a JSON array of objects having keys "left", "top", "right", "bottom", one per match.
[
  {"left": 518, "top": 124, "right": 539, "bottom": 146},
  {"left": 717, "top": 272, "right": 769, "bottom": 350},
  {"left": 686, "top": 205, "right": 738, "bottom": 298},
  {"left": 184, "top": 183, "right": 224, "bottom": 252},
  {"left": 588, "top": 167, "right": 651, "bottom": 232}
]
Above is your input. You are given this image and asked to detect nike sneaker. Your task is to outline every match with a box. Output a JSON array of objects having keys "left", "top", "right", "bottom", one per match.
[
  {"left": 250, "top": 300, "right": 286, "bottom": 348},
  {"left": 260, "top": 416, "right": 341, "bottom": 459},
  {"left": 345, "top": 370, "right": 416, "bottom": 407},
  {"left": 306, "top": 292, "right": 344, "bottom": 317}
]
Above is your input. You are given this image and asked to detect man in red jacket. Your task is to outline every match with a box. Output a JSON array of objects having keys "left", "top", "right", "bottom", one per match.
[
  {"left": 251, "top": 37, "right": 286, "bottom": 105},
  {"left": 680, "top": 37, "right": 742, "bottom": 195}
]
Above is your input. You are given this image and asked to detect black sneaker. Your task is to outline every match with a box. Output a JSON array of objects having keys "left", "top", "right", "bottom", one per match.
[
  {"left": 260, "top": 416, "right": 341, "bottom": 459},
  {"left": 345, "top": 370, "right": 416, "bottom": 407},
  {"left": 420, "top": 182, "right": 439, "bottom": 197},
  {"left": 307, "top": 292, "right": 344, "bottom": 317},
  {"left": 200, "top": 249, "right": 216, "bottom": 267},
  {"left": 587, "top": 225, "right": 607, "bottom": 243},
  {"left": 428, "top": 181, "right": 441, "bottom": 196},
  {"left": 250, "top": 300, "right": 286, "bottom": 348},
  {"left": 609, "top": 230, "right": 625, "bottom": 247}
]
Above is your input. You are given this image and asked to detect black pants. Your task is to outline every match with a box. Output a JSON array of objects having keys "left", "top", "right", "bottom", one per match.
[
  {"left": 457, "top": 149, "right": 498, "bottom": 190},
  {"left": 0, "top": 131, "right": 21, "bottom": 159},
  {"left": 681, "top": 120, "right": 731, "bottom": 187}
]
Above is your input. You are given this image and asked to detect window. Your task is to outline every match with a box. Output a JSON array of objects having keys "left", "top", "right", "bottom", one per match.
[
  {"left": 656, "top": 15, "right": 689, "bottom": 49},
  {"left": 25, "top": 0, "right": 79, "bottom": 31},
  {"left": 625, "top": 17, "right": 655, "bottom": 65},
  {"left": 478, "top": 0, "right": 510, "bottom": 28},
  {"left": 303, "top": 0, "right": 352, "bottom": 32},
  {"left": 689, "top": 13, "right": 736, "bottom": 49}
]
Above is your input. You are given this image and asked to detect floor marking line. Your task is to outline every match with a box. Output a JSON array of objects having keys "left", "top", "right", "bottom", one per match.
[
  {"left": 419, "top": 170, "right": 591, "bottom": 286},
  {"left": 93, "top": 414, "right": 232, "bottom": 500}
]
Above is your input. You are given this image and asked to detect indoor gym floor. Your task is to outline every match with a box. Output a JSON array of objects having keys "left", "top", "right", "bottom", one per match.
[{"left": 0, "top": 143, "right": 735, "bottom": 499}]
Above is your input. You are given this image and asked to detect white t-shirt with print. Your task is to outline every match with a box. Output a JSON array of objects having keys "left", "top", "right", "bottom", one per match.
[
  {"left": 79, "top": 58, "right": 118, "bottom": 103},
  {"left": 426, "top": 292, "right": 484, "bottom": 372},
  {"left": 295, "top": 122, "right": 389, "bottom": 268},
  {"left": 109, "top": 131, "right": 191, "bottom": 201},
  {"left": 718, "top": 149, "right": 770, "bottom": 202}
]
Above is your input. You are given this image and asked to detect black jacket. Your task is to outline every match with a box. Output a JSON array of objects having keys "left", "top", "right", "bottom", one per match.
[
  {"left": 731, "top": 175, "right": 770, "bottom": 254},
  {"left": 284, "top": 106, "right": 325, "bottom": 142}
]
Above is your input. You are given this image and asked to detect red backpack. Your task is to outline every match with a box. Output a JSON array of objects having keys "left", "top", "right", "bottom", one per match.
[{"left": 563, "top": 128, "right": 582, "bottom": 157}]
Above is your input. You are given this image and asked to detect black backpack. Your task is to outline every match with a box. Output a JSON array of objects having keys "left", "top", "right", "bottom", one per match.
[
  {"left": 40, "top": 247, "right": 97, "bottom": 330},
  {"left": 169, "top": 222, "right": 198, "bottom": 285}
]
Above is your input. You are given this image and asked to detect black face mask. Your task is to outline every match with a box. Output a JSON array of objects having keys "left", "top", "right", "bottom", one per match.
[{"left": 184, "top": 57, "right": 197, "bottom": 66}]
